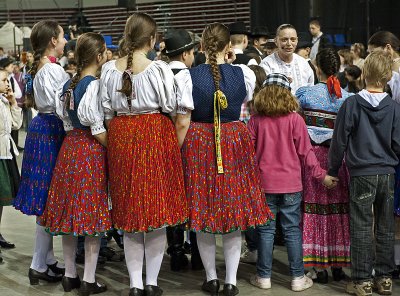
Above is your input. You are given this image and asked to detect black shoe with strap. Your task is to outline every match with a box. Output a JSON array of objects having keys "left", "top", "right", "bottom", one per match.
[
  {"left": 62, "top": 275, "right": 81, "bottom": 292},
  {"left": 144, "top": 285, "right": 163, "bottom": 296},
  {"left": 222, "top": 284, "right": 239, "bottom": 296},
  {"left": 28, "top": 268, "right": 63, "bottom": 285},
  {"left": 78, "top": 281, "right": 107, "bottom": 296},
  {"left": 0, "top": 233, "right": 15, "bottom": 249},
  {"left": 47, "top": 261, "right": 65, "bottom": 275},
  {"left": 129, "top": 287, "right": 144, "bottom": 296},
  {"left": 202, "top": 279, "right": 220, "bottom": 296}
]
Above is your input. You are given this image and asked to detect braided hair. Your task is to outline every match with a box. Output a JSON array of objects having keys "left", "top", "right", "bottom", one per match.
[
  {"left": 63, "top": 32, "right": 106, "bottom": 110},
  {"left": 316, "top": 48, "right": 341, "bottom": 77},
  {"left": 118, "top": 13, "right": 157, "bottom": 109},
  {"left": 25, "top": 20, "right": 61, "bottom": 108},
  {"left": 202, "top": 23, "right": 230, "bottom": 92}
]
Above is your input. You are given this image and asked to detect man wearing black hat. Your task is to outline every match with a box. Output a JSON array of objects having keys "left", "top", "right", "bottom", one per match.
[
  {"left": 245, "top": 26, "right": 270, "bottom": 59},
  {"left": 228, "top": 22, "right": 257, "bottom": 66},
  {"left": 163, "top": 29, "right": 204, "bottom": 272},
  {"left": 295, "top": 41, "right": 318, "bottom": 84}
]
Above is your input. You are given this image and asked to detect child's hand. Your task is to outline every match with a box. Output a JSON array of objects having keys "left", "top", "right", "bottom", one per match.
[
  {"left": 5, "top": 87, "right": 16, "bottom": 105},
  {"left": 224, "top": 48, "right": 236, "bottom": 64},
  {"left": 323, "top": 175, "right": 339, "bottom": 189}
]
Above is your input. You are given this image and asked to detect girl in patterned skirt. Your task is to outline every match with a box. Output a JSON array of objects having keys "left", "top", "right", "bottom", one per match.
[
  {"left": 40, "top": 32, "right": 110, "bottom": 296},
  {"left": 100, "top": 13, "right": 187, "bottom": 296},
  {"left": 0, "top": 68, "right": 23, "bottom": 259},
  {"left": 13, "top": 20, "right": 70, "bottom": 284},
  {"left": 174, "top": 23, "right": 273, "bottom": 296}
]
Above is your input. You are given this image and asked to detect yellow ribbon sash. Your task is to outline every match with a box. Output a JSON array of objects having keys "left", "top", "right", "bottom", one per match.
[{"left": 213, "top": 90, "right": 228, "bottom": 174}]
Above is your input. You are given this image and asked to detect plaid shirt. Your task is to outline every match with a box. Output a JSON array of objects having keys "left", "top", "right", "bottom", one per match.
[{"left": 239, "top": 102, "right": 251, "bottom": 124}]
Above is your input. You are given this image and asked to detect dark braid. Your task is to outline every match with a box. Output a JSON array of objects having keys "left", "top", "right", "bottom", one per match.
[
  {"left": 208, "top": 40, "right": 220, "bottom": 91},
  {"left": 316, "top": 48, "right": 341, "bottom": 77},
  {"left": 118, "top": 44, "right": 134, "bottom": 107},
  {"left": 25, "top": 51, "right": 43, "bottom": 108}
]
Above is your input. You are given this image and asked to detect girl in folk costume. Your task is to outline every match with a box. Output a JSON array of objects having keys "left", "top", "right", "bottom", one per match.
[
  {"left": 40, "top": 32, "right": 111, "bottom": 296},
  {"left": 100, "top": 13, "right": 187, "bottom": 296},
  {"left": 13, "top": 20, "right": 69, "bottom": 284},
  {"left": 296, "top": 48, "right": 353, "bottom": 283},
  {"left": 247, "top": 73, "right": 337, "bottom": 292},
  {"left": 0, "top": 69, "right": 22, "bottom": 259},
  {"left": 174, "top": 23, "right": 273, "bottom": 296}
]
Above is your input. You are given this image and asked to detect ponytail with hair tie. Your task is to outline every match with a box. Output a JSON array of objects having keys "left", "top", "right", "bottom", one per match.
[{"left": 327, "top": 75, "right": 342, "bottom": 98}]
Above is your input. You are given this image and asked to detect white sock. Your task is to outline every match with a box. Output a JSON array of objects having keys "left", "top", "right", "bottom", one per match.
[
  {"left": 62, "top": 235, "right": 78, "bottom": 278},
  {"left": 124, "top": 232, "right": 144, "bottom": 289},
  {"left": 145, "top": 228, "right": 166, "bottom": 286},
  {"left": 30, "top": 225, "right": 52, "bottom": 272},
  {"left": 83, "top": 236, "right": 101, "bottom": 283},
  {"left": 395, "top": 239, "right": 400, "bottom": 266},
  {"left": 45, "top": 238, "right": 57, "bottom": 266},
  {"left": 222, "top": 230, "right": 241, "bottom": 286},
  {"left": 197, "top": 232, "right": 217, "bottom": 282}
]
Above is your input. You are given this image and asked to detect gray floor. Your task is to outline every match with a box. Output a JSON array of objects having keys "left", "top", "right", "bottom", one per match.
[{"left": 0, "top": 131, "right": 399, "bottom": 295}]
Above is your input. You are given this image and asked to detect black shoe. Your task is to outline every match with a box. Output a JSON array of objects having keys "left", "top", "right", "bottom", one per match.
[
  {"left": 222, "top": 284, "right": 239, "bottom": 296},
  {"left": 144, "top": 285, "right": 163, "bottom": 296},
  {"left": 170, "top": 249, "right": 189, "bottom": 272},
  {"left": 202, "top": 279, "right": 220, "bottom": 296},
  {"left": 129, "top": 287, "right": 144, "bottom": 296},
  {"left": 47, "top": 261, "right": 65, "bottom": 275},
  {"left": 99, "top": 247, "right": 124, "bottom": 262},
  {"left": 78, "top": 280, "right": 107, "bottom": 296},
  {"left": 331, "top": 267, "right": 346, "bottom": 282},
  {"left": 191, "top": 252, "right": 204, "bottom": 270},
  {"left": 0, "top": 234, "right": 15, "bottom": 249},
  {"left": 315, "top": 269, "right": 329, "bottom": 284},
  {"left": 28, "top": 268, "right": 62, "bottom": 285},
  {"left": 62, "top": 276, "right": 81, "bottom": 292}
]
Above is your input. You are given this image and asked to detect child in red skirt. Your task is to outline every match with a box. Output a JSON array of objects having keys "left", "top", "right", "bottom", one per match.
[{"left": 40, "top": 32, "right": 110, "bottom": 296}]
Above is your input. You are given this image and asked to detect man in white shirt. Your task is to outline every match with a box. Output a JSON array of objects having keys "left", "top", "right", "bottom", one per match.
[
  {"left": 260, "top": 24, "right": 314, "bottom": 95},
  {"left": 309, "top": 19, "right": 330, "bottom": 61}
]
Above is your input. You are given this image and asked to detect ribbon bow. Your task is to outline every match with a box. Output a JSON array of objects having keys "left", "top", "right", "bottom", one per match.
[
  {"left": 24, "top": 73, "right": 33, "bottom": 95},
  {"left": 62, "top": 89, "right": 75, "bottom": 111},
  {"left": 213, "top": 90, "right": 228, "bottom": 174},
  {"left": 327, "top": 75, "right": 342, "bottom": 98}
]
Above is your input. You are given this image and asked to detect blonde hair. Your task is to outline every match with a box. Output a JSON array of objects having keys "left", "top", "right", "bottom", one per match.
[
  {"left": 254, "top": 85, "right": 299, "bottom": 117},
  {"left": 363, "top": 51, "right": 393, "bottom": 87},
  {"left": 230, "top": 34, "right": 245, "bottom": 46}
]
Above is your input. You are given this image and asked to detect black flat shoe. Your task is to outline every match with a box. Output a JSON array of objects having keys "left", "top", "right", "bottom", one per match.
[
  {"left": 62, "top": 276, "right": 81, "bottom": 292},
  {"left": 202, "top": 279, "right": 220, "bottom": 296},
  {"left": 48, "top": 261, "right": 65, "bottom": 275},
  {"left": 170, "top": 249, "right": 189, "bottom": 272},
  {"left": 315, "top": 269, "right": 329, "bottom": 284},
  {"left": 78, "top": 280, "right": 107, "bottom": 296},
  {"left": 331, "top": 267, "right": 346, "bottom": 282},
  {"left": 222, "top": 284, "right": 239, "bottom": 296},
  {"left": 0, "top": 240, "right": 15, "bottom": 249},
  {"left": 144, "top": 285, "right": 163, "bottom": 296},
  {"left": 129, "top": 287, "right": 144, "bottom": 296},
  {"left": 28, "top": 268, "right": 62, "bottom": 285}
]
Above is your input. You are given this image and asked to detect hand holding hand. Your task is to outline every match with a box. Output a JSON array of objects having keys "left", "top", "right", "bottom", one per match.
[{"left": 322, "top": 175, "right": 339, "bottom": 189}]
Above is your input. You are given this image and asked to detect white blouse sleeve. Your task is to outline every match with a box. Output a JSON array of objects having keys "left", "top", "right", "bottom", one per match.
[
  {"left": 10, "top": 104, "right": 23, "bottom": 130},
  {"left": 77, "top": 80, "right": 106, "bottom": 135},
  {"left": 100, "top": 61, "right": 117, "bottom": 120},
  {"left": 43, "top": 64, "right": 70, "bottom": 108},
  {"left": 174, "top": 69, "right": 194, "bottom": 114},
  {"left": 148, "top": 61, "right": 176, "bottom": 114},
  {"left": 232, "top": 64, "right": 256, "bottom": 102},
  {"left": 55, "top": 82, "right": 73, "bottom": 132}
]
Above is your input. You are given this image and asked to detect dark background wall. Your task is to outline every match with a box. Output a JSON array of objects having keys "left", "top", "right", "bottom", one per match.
[{"left": 251, "top": 0, "right": 400, "bottom": 44}]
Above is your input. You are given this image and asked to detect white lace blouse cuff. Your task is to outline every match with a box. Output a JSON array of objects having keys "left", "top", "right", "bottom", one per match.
[{"left": 90, "top": 122, "right": 106, "bottom": 135}]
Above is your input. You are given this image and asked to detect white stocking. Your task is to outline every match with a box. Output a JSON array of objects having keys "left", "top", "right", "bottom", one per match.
[
  {"left": 145, "top": 228, "right": 166, "bottom": 286},
  {"left": 197, "top": 232, "right": 217, "bottom": 282},
  {"left": 62, "top": 235, "right": 78, "bottom": 278},
  {"left": 83, "top": 236, "right": 101, "bottom": 283},
  {"left": 30, "top": 225, "right": 52, "bottom": 272},
  {"left": 222, "top": 230, "right": 241, "bottom": 286},
  {"left": 124, "top": 232, "right": 144, "bottom": 289}
]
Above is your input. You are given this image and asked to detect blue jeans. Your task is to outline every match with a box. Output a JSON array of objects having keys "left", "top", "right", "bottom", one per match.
[
  {"left": 349, "top": 174, "right": 395, "bottom": 281},
  {"left": 257, "top": 192, "right": 304, "bottom": 278}
]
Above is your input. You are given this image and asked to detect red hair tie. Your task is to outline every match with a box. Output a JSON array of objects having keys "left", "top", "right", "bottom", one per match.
[{"left": 327, "top": 75, "right": 342, "bottom": 98}]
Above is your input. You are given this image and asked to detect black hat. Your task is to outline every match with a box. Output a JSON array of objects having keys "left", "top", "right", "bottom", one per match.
[
  {"left": 251, "top": 26, "right": 269, "bottom": 38},
  {"left": 163, "top": 29, "right": 199, "bottom": 57},
  {"left": 0, "top": 57, "right": 13, "bottom": 69},
  {"left": 296, "top": 40, "right": 312, "bottom": 50},
  {"left": 228, "top": 21, "right": 250, "bottom": 35}
]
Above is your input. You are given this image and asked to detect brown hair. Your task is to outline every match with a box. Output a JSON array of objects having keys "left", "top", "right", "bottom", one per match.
[
  {"left": 247, "top": 65, "right": 267, "bottom": 112},
  {"left": 351, "top": 43, "right": 366, "bottom": 59},
  {"left": 362, "top": 51, "right": 392, "bottom": 87},
  {"left": 309, "top": 19, "right": 321, "bottom": 28},
  {"left": 202, "top": 23, "right": 230, "bottom": 92},
  {"left": 338, "top": 48, "right": 353, "bottom": 66},
  {"left": 118, "top": 12, "right": 157, "bottom": 104},
  {"left": 26, "top": 20, "right": 61, "bottom": 108},
  {"left": 254, "top": 84, "right": 299, "bottom": 117},
  {"left": 368, "top": 31, "right": 400, "bottom": 52},
  {"left": 64, "top": 32, "right": 106, "bottom": 109}
]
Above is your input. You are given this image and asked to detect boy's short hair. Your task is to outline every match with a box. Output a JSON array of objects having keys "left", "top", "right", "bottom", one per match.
[
  {"left": 309, "top": 19, "right": 321, "bottom": 28},
  {"left": 230, "top": 34, "right": 245, "bottom": 46},
  {"left": 363, "top": 51, "right": 392, "bottom": 87}
]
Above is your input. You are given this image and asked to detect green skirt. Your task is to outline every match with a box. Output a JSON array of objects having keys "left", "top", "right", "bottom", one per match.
[{"left": 0, "top": 153, "right": 20, "bottom": 206}]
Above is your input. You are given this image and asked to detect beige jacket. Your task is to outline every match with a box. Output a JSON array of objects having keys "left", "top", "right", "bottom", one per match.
[{"left": 0, "top": 95, "right": 22, "bottom": 159}]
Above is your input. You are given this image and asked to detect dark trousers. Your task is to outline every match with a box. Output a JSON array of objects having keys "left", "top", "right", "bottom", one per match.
[
  {"left": 166, "top": 226, "right": 199, "bottom": 256},
  {"left": 349, "top": 174, "right": 395, "bottom": 281}
]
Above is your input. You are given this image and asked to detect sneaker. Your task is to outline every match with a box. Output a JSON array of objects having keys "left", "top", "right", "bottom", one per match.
[
  {"left": 291, "top": 275, "right": 313, "bottom": 292},
  {"left": 346, "top": 281, "right": 372, "bottom": 296},
  {"left": 240, "top": 249, "right": 257, "bottom": 264},
  {"left": 249, "top": 274, "right": 271, "bottom": 289},
  {"left": 373, "top": 277, "right": 392, "bottom": 295}
]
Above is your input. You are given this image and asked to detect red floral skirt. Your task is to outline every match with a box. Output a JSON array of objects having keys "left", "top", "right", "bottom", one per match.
[
  {"left": 181, "top": 121, "right": 273, "bottom": 234},
  {"left": 107, "top": 114, "right": 187, "bottom": 233},
  {"left": 40, "top": 129, "right": 112, "bottom": 236}
]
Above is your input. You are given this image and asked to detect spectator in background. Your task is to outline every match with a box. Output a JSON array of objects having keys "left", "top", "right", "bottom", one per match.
[
  {"left": 295, "top": 41, "right": 318, "bottom": 84},
  {"left": 350, "top": 43, "right": 366, "bottom": 69},
  {"left": 228, "top": 21, "right": 258, "bottom": 66},
  {"left": 344, "top": 65, "right": 363, "bottom": 93},
  {"left": 106, "top": 49, "right": 113, "bottom": 61},
  {"left": 338, "top": 49, "right": 354, "bottom": 88},
  {"left": 64, "top": 60, "right": 77, "bottom": 78},
  {"left": 0, "top": 47, "right": 8, "bottom": 60},
  {"left": 309, "top": 19, "right": 331, "bottom": 61},
  {"left": 262, "top": 37, "right": 278, "bottom": 56},
  {"left": 245, "top": 26, "right": 269, "bottom": 59}
]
